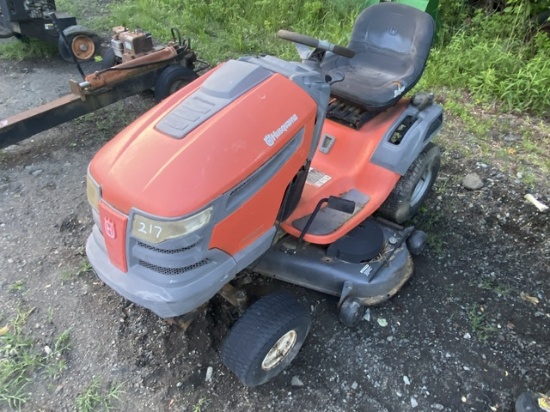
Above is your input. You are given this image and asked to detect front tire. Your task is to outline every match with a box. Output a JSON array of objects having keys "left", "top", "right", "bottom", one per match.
[
  {"left": 220, "top": 292, "right": 311, "bottom": 387},
  {"left": 58, "top": 25, "right": 101, "bottom": 62},
  {"left": 378, "top": 142, "right": 441, "bottom": 224}
]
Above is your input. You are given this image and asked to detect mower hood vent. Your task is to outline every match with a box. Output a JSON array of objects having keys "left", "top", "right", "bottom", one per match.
[{"left": 156, "top": 60, "right": 272, "bottom": 139}]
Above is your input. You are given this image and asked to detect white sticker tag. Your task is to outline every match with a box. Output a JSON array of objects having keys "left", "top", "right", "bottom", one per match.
[{"left": 306, "top": 167, "right": 331, "bottom": 188}]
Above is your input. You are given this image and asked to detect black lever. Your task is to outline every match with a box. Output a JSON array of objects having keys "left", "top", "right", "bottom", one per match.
[{"left": 296, "top": 196, "right": 355, "bottom": 248}]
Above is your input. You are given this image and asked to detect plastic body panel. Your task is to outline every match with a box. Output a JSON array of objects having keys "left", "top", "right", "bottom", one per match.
[
  {"left": 280, "top": 100, "right": 410, "bottom": 244},
  {"left": 87, "top": 225, "right": 276, "bottom": 318},
  {"left": 86, "top": 56, "right": 329, "bottom": 316},
  {"left": 371, "top": 102, "right": 443, "bottom": 175},
  {"left": 89, "top": 61, "right": 317, "bottom": 219}
]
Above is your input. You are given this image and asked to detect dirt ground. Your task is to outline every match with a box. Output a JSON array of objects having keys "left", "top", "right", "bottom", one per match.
[{"left": 0, "top": 53, "right": 549, "bottom": 412}]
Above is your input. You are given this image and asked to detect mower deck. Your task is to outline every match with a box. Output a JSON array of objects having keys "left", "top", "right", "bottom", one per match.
[{"left": 253, "top": 218, "right": 416, "bottom": 306}]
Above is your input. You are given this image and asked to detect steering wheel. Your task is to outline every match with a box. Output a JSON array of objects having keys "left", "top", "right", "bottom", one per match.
[{"left": 277, "top": 30, "right": 355, "bottom": 58}]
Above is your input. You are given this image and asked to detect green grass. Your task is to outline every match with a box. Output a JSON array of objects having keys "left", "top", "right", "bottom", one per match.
[
  {"left": 467, "top": 304, "right": 498, "bottom": 341},
  {"left": 60, "top": 259, "right": 94, "bottom": 281},
  {"left": 192, "top": 397, "right": 209, "bottom": 412},
  {"left": 75, "top": 378, "right": 124, "bottom": 412},
  {"left": 0, "top": 308, "right": 72, "bottom": 409},
  {"left": 8, "top": 280, "right": 25, "bottom": 292},
  {"left": 0, "top": 38, "right": 58, "bottom": 61}
]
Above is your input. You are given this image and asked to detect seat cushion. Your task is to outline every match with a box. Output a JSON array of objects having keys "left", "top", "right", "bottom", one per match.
[{"left": 321, "top": 3, "right": 435, "bottom": 110}]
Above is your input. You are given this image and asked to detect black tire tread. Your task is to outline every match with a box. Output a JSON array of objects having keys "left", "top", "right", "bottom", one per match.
[
  {"left": 378, "top": 142, "right": 440, "bottom": 224},
  {"left": 220, "top": 292, "right": 310, "bottom": 387},
  {"left": 154, "top": 65, "right": 198, "bottom": 102}
]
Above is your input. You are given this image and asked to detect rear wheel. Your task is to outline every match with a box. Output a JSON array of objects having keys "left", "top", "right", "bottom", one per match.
[
  {"left": 220, "top": 292, "right": 311, "bottom": 387},
  {"left": 99, "top": 47, "right": 118, "bottom": 70},
  {"left": 154, "top": 65, "right": 198, "bottom": 102},
  {"left": 378, "top": 143, "right": 440, "bottom": 224}
]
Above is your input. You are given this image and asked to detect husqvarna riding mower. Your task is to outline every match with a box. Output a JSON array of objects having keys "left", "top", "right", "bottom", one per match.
[{"left": 85, "top": 3, "right": 443, "bottom": 387}]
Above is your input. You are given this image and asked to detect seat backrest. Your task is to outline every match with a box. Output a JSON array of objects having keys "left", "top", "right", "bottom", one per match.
[
  {"left": 348, "top": 2, "right": 434, "bottom": 70},
  {"left": 322, "top": 3, "right": 435, "bottom": 110}
]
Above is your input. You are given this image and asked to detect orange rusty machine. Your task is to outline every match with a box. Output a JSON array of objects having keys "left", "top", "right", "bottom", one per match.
[
  {"left": 0, "top": 26, "right": 203, "bottom": 148},
  {"left": 85, "top": 4, "right": 443, "bottom": 387}
]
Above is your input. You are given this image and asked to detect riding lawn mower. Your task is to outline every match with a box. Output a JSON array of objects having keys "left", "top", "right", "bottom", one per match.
[{"left": 85, "top": 3, "right": 444, "bottom": 387}]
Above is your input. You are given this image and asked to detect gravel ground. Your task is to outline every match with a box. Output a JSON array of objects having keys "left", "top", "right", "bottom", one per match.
[{"left": 0, "top": 54, "right": 549, "bottom": 412}]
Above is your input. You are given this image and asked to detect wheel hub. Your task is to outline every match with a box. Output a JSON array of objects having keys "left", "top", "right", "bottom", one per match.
[
  {"left": 71, "top": 35, "right": 95, "bottom": 60},
  {"left": 261, "top": 330, "right": 297, "bottom": 371},
  {"left": 410, "top": 167, "right": 433, "bottom": 207}
]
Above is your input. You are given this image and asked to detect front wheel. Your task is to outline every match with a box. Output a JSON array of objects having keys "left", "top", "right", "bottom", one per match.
[
  {"left": 220, "top": 292, "right": 311, "bottom": 387},
  {"left": 378, "top": 142, "right": 441, "bottom": 224},
  {"left": 58, "top": 25, "right": 101, "bottom": 62}
]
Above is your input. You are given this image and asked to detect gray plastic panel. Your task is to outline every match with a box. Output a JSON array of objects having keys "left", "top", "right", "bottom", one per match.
[
  {"left": 292, "top": 189, "right": 370, "bottom": 235},
  {"left": 371, "top": 103, "right": 443, "bottom": 175},
  {"left": 156, "top": 60, "right": 272, "bottom": 139}
]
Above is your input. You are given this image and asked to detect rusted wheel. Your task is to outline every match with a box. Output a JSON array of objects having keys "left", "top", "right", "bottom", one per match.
[
  {"left": 70, "top": 34, "right": 96, "bottom": 60},
  {"left": 58, "top": 25, "right": 100, "bottom": 63}
]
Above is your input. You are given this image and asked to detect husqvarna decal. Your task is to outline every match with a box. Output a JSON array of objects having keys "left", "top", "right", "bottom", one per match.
[
  {"left": 264, "top": 114, "right": 298, "bottom": 146},
  {"left": 306, "top": 167, "right": 331, "bottom": 188}
]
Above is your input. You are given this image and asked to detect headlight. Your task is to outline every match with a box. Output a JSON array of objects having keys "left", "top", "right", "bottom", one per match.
[
  {"left": 131, "top": 207, "right": 213, "bottom": 244},
  {"left": 86, "top": 173, "right": 100, "bottom": 212}
]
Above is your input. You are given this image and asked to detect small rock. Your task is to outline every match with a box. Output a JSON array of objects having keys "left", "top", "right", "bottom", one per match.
[
  {"left": 44, "top": 346, "right": 52, "bottom": 356},
  {"left": 54, "top": 385, "right": 63, "bottom": 394},
  {"left": 504, "top": 134, "right": 521, "bottom": 142},
  {"left": 411, "top": 396, "right": 418, "bottom": 408},
  {"left": 377, "top": 318, "right": 388, "bottom": 327},
  {"left": 462, "top": 173, "right": 484, "bottom": 190},
  {"left": 205, "top": 366, "right": 213, "bottom": 382},
  {"left": 403, "top": 376, "right": 411, "bottom": 385},
  {"left": 351, "top": 381, "right": 358, "bottom": 390},
  {"left": 432, "top": 403, "right": 444, "bottom": 410},
  {"left": 363, "top": 308, "right": 371, "bottom": 322},
  {"left": 291, "top": 376, "right": 304, "bottom": 387},
  {"left": 463, "top": 333, "right": 471, "bottom": 339},
  {"left": 387, "top": 336, "right": 394, "bottom": 342},
  {"left": 176, "top": 382, "right": 183, "bottom": 387},
  {"left": 31, "top": 169, "right": 43, "bottom": 177},
  {"left": 534, "top": 311, "right": 545, "bottom": 318}
]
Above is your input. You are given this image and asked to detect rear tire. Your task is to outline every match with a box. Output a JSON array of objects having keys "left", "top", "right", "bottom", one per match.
[
  {"left": 99, "top": 47, "right": 118, "bottom": 70},
  {"left": 154, "top": 65, "right": 198, "bottom": 102},
  {"left": 220, "top": 292, "right": 311, "bottom": 387},
  {"left": 378, "top": 143, "right": 440, "bottom": 224}
]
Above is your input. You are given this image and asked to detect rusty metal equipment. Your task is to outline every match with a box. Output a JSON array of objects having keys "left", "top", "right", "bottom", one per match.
[
  {"left": 0, "top": 0, "right": 101, "bottom": 62},
  {"left": 0, "top": 27, "right": 205, "bottom": 149}
]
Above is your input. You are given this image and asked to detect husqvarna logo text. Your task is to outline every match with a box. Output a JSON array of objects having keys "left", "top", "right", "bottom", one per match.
[
  {"left": 104, "top": 217, "right": 116, "bottom": 239},
  {"left": 264, "top": 114, "right": 298, "bottom": 146}
]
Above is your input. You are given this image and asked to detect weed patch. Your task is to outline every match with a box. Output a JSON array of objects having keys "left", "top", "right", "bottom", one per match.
[
  {"left": 0, "top": 308, "right": 71, "bottom": 409},
  {"left": 75, "top": 378, "right": 123, "bottom": 412}
]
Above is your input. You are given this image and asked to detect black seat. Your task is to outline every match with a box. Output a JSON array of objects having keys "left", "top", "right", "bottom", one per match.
[{"left": 321, "top": 3, "right": 435, "bottom": 111}]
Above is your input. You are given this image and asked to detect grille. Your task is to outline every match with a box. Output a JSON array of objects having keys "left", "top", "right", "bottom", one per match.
[
  {"left": 136, "top": 241, "right": 198, "bottom": 254},
  {"left": 138, "top": 259, "right": 210, "bottom": 275}
]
